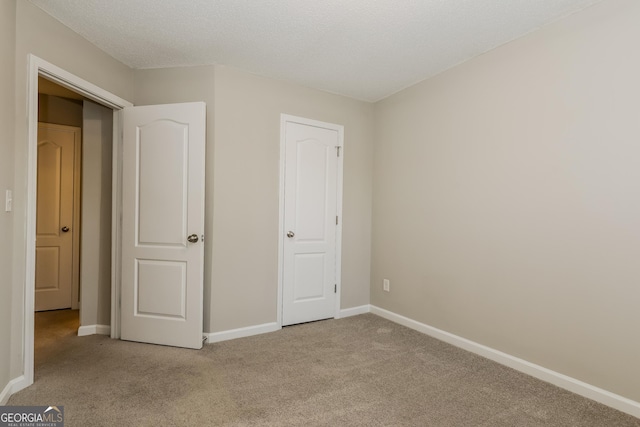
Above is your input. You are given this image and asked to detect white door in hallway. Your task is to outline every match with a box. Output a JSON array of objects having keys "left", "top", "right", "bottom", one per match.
[
  {"left": 121, "top": 102, "right": 206, "bottom": 349},
  {"left": 35, "top": 123, "right": 80, "bottom": 311},
  {"left": 281, "top": 116, "right": 343, "bottom": 326}
]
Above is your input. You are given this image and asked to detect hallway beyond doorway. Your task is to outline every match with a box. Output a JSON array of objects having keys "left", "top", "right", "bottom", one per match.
[{"left": 35, "top": 309, "right": 79, "bottom": 370}]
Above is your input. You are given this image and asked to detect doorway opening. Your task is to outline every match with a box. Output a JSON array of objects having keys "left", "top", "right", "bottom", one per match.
[
  {"left": 20, "top": 55, "right": 133, "bottom": 392},
  {"left": 33, "top": 309, "right": 79, "bottom": 370},
  {"left": 34, "top": 77, "right": 115, "bottom": 369}
]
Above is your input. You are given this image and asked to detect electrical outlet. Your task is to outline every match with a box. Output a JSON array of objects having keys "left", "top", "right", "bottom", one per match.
[{"left": 383, "top": 279, "right": 390, "bottom": 292}]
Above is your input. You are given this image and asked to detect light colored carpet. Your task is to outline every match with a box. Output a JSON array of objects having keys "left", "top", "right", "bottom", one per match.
[{"left": 9, "top": 311, "right": 640, "bottom": 426}]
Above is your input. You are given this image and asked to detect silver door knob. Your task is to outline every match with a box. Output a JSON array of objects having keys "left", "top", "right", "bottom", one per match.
[
  {"left": 187, "top": 234, "right": 199, "bottom": 243},
  {"left": 61, "top": 226, "right": 69, "bottom": 232},
  {"left": 287, "top": 231, "right": 295, "bottom": 238}
]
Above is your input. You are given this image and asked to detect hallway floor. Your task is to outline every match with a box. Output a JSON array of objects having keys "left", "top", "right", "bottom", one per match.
[{"left": 34, "top": 309, "right": 79, "bottom": 369}]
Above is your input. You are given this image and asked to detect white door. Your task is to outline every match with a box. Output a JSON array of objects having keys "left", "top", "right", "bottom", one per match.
[
  {"left": 35, "top": 124, "right": 80, "bottom": 311},
  {"left": 282, "top": 116, "right": 343, "bottom": 326},
  {"left": 121, "top": 102, "right": 206, "bottom": 349}
]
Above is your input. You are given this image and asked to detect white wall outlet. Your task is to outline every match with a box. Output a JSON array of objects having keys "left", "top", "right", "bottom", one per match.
[
  {"left": 383, "top": 279, "right": 390, "bottom": 292},
  {"left": 5, "top": 190, "right": 12, "bottom": 212}
]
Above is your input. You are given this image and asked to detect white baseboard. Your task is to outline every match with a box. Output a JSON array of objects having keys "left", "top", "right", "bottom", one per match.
[
  {"left": 206, "top": 322, "right": 281, "bottom": 344},
  {"left": 370, "top": 305, "right": 640, "bottom": 419},
  {"left": 77, "top": 324, "right": 111, "bottom": 337},
  {"left": 337, "top": 305, "right": 371, "bottom": 319},
  {"left": 0, "top": 375, "right": 29, "bottom": 406},
  {"left": 206, "top": 305, "right": 373, "bottom": 344}
]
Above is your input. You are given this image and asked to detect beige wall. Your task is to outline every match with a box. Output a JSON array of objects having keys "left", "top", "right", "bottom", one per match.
[
  {"left": 0, "top": 0, "right": 16, "bottom": 397},
  {"left": 10, "top": 1, "right": 134, "bottom": 380},
  {"left": 38, "top": 94, "right": 83, "bottom": 127},
  {"left": 135, "top": 65, "right": 374, "bottom": 333},
  {"left": 372, "top": 0, "right": 640, "bottom": 403},
  {"left": 212, "top": 66, "right": 373, "bottom": 332},
  {"left": 80, "top": 100, "right": 113, "bottom": 327}
]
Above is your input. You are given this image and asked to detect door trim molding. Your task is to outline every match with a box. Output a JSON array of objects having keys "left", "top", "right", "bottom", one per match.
[
  {"left": 22, "top": 55, "right": 132, "bottom": 392},
  {"left": 277, "top": 114, "right": 344, "bottom": 327}
]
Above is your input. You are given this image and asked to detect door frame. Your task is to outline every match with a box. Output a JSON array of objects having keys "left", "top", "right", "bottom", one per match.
[
  {"left": 22, "top": 55, "right": 132, "bottom": 388},
  {"left": 277, "top": 114, "right": 344, "bottom": 327}
]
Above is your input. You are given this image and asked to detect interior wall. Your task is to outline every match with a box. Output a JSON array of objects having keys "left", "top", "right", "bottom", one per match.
[
  {"left": 81, "top": 100, "right": 113, "bottom": 327},
  {"left": 0, "top": 0, "right": 17, "bottom": 399},
  {"left": 11, "top": 0, "right": 134, "bottom": 380},
  {"left": 371, "top": 0, "right": 640, "bottom": 403},
  {"left": 134, "top": 65, "right": 374, "bottom": 333},
  {"left": 212, "top": 66, "right": 373, "bottom": 332},
  {"left": 38, "top": 94, "right": 83, "bottom": 127}
]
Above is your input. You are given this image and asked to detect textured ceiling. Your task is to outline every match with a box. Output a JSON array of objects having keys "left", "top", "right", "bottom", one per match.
[{"left": 30, "top": 0, "right": 602, "bottom": 102}]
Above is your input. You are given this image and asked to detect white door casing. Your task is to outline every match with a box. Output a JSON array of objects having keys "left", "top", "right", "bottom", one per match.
[
  {"left": 22, "top": 55, "right": 133, "bottom": 396},
  {"left": 121, "top": 102, "right": 206, "bottom": 349},
  {"left": 280, "top": 115, "right": 344, "bottom": 326},
  {"left": 35, "top": 123, "right": 81, "bottom": 311}
]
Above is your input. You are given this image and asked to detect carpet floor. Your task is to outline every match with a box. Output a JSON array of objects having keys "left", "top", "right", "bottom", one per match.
[{"left": 8, "top": 311, "right": 640, "bottom": 426}]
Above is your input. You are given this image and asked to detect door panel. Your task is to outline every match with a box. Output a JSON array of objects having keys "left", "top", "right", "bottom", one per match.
[
  {"left": 136, "top": 260, "right": 187, "bottom": 319},
  {"left": 35, "top": 124, "right": 79, "bottom": 311},
  {"left": 121, "top": 102, "right": 205, "bottom": 349},
  {"left": 282, "top": 120, "right": 342, "bottom": 326},
  {"left": 293, "top": 253, "right": 326, "bottom": 300},
  {"left": 296, "top": 140, "right": 330, "bottom": 241},
  {"left": 35, "top": 247, "right": 60, "bottom": 290},
  {"left": 137, "top": 120, "right": 188, "bottom": 246}
]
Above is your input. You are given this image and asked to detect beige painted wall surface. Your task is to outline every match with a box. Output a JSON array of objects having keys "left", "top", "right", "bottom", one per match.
[
  {"left": 0, "top": 0, "right": 16, "bottom": 396},
  {"left": 212, "top": 66, "right": 373, "bottom": 332},
  {"left": 135, "top": 65, "right": 374, "bottom": 333},
  {"left": 372, "top": 0, "right": 640, "bottom": 402},
  {"left": 38, "top": 94, "right": 83, "bottom": 127},
  {"left": 11, "top": 1, "right": 134, "bottom": 379},
  {"left": 81, "top": 100, "right": 113, "bottom": 327}
]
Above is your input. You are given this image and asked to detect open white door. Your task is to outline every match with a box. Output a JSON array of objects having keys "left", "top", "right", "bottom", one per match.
[
  {"left": 281, "top": 117, "right": 343, "bottom": 326},
  {"left": 121, "top": 102, "right": 206, "bottom": 349}
]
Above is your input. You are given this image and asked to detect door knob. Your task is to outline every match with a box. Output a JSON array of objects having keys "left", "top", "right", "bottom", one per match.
[
  {"left": 287, "top": 231, "right": 295, "bottom": 238},
  {"left": 187, "top": 234, "right": 199, "bottom": 243},
  {"left": 61, "top": 226, "right": 69, "bottom": 232}
]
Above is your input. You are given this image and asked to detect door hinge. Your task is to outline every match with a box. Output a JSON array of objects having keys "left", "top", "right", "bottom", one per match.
[
  {"left": 334, "top": 284, "right": 337, "bottom": 293},
  {"left": 336, "top": 146, "right": 341, "bottom": 157},
  {"left": 336, "top": 215, "right": 339, "bottom": 225}
]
